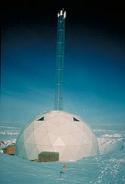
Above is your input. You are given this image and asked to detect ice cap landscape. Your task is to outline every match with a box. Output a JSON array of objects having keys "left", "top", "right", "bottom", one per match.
[{"left": 0, "top": 125, "right": 125, "bottom": 184}]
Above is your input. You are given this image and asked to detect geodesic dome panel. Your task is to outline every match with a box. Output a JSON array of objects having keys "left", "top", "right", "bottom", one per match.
[{"left": 16, "top": 111, "right": 99, "bottom": 162}]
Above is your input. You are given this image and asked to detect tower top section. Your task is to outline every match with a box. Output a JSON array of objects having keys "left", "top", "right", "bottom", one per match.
[{"left": 57, "top": 9, "right": 66, "bottom": 19}]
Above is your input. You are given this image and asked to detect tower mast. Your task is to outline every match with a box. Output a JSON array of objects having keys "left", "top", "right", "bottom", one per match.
[{"left": 55, "top": 9, "right": 66, "bottom": 110}]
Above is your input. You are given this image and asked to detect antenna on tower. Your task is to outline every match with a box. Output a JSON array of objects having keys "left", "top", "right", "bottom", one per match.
[{"left": 55, "top": 9, "right": 66, "bottom": 110}]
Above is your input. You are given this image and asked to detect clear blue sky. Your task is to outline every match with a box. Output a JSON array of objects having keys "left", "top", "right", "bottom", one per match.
[{"left": 1, "top": 11, "right": 125, "bottom": 130}]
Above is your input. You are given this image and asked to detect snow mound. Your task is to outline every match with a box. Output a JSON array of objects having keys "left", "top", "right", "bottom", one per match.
[{"left": 97, "top": 133, "right": 125, "bottom": 154}]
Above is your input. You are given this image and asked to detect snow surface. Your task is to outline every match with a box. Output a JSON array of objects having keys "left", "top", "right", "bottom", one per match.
[{"left": 0, "top": 126, "right": 125, "bottom": 184}]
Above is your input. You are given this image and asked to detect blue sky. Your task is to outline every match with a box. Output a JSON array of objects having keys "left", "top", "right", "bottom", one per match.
[{"left": 1, "top": 23, "right": 125, "bottom": 129}]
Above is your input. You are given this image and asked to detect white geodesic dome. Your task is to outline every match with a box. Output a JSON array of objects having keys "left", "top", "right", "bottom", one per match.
[{"left": 16, "top": 111, "right": 99, "bottom": 161}]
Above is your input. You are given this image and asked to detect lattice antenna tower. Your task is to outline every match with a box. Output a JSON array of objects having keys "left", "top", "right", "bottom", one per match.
[{"left": 55, "top": 9, "right": 66, "bottom": 110}]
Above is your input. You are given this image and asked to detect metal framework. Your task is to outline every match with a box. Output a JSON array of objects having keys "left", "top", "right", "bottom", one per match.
[{"left": 55, "top": 9, "right": 66, "bottom": 110}]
